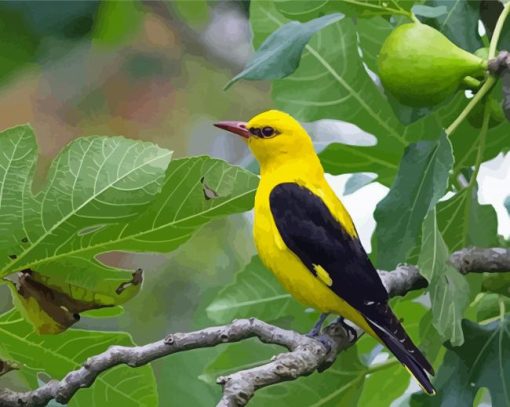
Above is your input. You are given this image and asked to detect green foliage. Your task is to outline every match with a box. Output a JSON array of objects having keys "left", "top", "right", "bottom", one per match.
[
  {"left": 412, "top": 315, "right": 510, "bottom": 406},
  {"left": 373, "top": 134, "right": 453, "bottom": 269},
  {"left": 0, "top": 125, "right": 172, "bottom": 276},
  {"left": 422, "top": 0, "right": 482, "bottom": 52},
  {"left": 412, "top": 5, "right": 447, "bottom": 19},
  {"left": 206, "top": 256, "right": 303, "bottom": 324},
  {"left": 226, "top": 13, "right": 344, "bottom": 89},
  {"left": 476, "top": 293, "right": 510, "bottom": 321},
  {"left": 437, "top": 186, "right": 499, "bottom": 251},
  {"left": 0, "top": 309, "right": 158, "bottom": 406},
  {"left": 483, "top": 273, "right": 510, "bottom": 297},
  {"left": 418, "top": 210, "right": 470, "bottom": 345},
  {"left": 200, "top": 339, "right": 283, "bottom": 386}
]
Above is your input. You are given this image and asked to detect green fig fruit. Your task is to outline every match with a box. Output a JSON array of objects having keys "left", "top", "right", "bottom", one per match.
[{"left": 378, "top": 23, "right": 487, "bottom": 107}]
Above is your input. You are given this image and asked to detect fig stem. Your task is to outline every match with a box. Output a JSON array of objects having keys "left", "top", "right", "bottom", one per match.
[
  {"left": 462, "top": 76, "right": 482, "bottom": 90},
  {"left": 446, "top": 1, "right": 510, "bottom": 136},
  {"left": 445, "top": 77, "right": 496, "bottom": 136},
  {"left": 489, "top": 1, "right": 510, "bottom": 60},
  {"left": 468, "top": 98, "right": 491, "bottom": 189}
]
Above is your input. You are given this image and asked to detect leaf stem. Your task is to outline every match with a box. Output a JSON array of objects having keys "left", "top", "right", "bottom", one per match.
[
  {"left": 446, "top": 1, "right": 510, "bottom": 136},
  {"left": 467, "top": 97, "right": 491, "bottom": 188},
  {"left": 499, "top": 296, "right": 507, "bottom": 321},
  {"left": 445, "top": 77, "right": 496, "bottom": 136},
  {"left": 489, "top": 2, "right": 510, "bottom": 59}
]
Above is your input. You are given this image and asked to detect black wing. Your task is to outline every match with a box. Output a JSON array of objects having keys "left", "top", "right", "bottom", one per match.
[
  {"left": 269, "top": 183, "right": 434, "bottom": 380},
  {"left": 269, "top": 182, "right": 388, "bottom": 309}
]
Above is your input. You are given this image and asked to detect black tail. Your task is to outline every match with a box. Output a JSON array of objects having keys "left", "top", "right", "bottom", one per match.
[{"left": 366, "top": 307, "right": 435, "bottom": 395}]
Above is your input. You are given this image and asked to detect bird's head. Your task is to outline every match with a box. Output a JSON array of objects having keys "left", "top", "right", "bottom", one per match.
[{"left": 214, "top": 110, "right": 315, "bottom": 167}]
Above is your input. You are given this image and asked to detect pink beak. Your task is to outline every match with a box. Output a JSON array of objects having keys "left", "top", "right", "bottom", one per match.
[{"left": 214, "top": 121, "right": 250, "bottom": 139}]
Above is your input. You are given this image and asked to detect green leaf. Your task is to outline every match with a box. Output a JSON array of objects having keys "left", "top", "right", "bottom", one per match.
[
  {"left": 1, "top": 152, "right": 258, "bottom": 274},
  {"left": 35, "top": 258, "right": 142, "bottom": 305},
  {"left": 319, "top": 144, "right": 400, "bottom": 186},
  {"left": 412, "top": 5, "right": 447, "bottom": 18},
  {"left": 418, "top": 210, "right": 470, "bottom": 346},
  {"left": 437, "top": 186, "right": 499, "bottom": 252},
  {"left": 158, "top": 349, "right": 221, "bottom": 406},
  {"left": 505, "top": 195, "right": 510, "bottom": 216},
  {"left": 357, "top": 365, "right": 409, "bottom": 407},
  {"left": 81, "top": 305, "right": 124, "bottom": 319},
  {"left": 343, "top": 173, "right": 375, "bottom": 196},
  {"left": 0, "top": 309, "right": 158, "bottom": 406},
  {"left": 206, "top": 256, "right": 304, "bottom": 324},
  {"left": 0, "top": 125, "right": 38, "bottom": 255},
  {"left": 411, "top": 316, "right": 510, "bottom": 406},
  {"left": 418, "top": 310, "right": 444, "bottom": 364},
  {"left": 226, "top": 13, "right": 344, "bottom": 89},
  {"left": 274, "top": 0, "right": 414, "bottom": 20},
  {"left": 438, "top": 94, "right": 510, "bottom": 176},
  {"left": 0, "top": 127, "right": 172, "bottom": 276},
  {"left": 422, "top": 0, "right": 482, "bottom": 52},
  {"left": 200, "top": 339, "right": 283, "bottom": 385},
  {"left": 373, "top": 133, "right": 453, "bottom": 269},
  {"left": 6, "top": 258, "right": 140, "bottom": 334},
  {"left": 476, "top": 293, "right": 510, "bottom": 321},
  {"left": 356, "top": 16, "right": 392, "bottom": 73},
  {"left": 482, "top": 273, "right": 510, "bottom": 297}
]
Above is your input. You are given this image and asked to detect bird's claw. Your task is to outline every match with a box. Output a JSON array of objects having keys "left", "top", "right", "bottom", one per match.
[
  {"left": 314, "top": 334, "right": 335, "bottom": 354},
  {"left": 307, "top": 313, "right": 329, "bottom": 337},
  {"left": 335, "top": 317, "right": 358, "bottom": 343}
]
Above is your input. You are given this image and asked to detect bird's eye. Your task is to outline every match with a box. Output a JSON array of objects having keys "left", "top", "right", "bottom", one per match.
[{"left": 261, "top": 127, "right": 274, "bottom": 138}]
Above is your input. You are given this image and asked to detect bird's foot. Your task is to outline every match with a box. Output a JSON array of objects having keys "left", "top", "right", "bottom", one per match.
[
  {"left": 335, "top": 317, "right": 358, "bottom": 343},
  {"left": 314, "top": 334, "right": 336, "bottom": 355},
  {"left": 307, "top": 313, "right": 329, "bottom": 338}
]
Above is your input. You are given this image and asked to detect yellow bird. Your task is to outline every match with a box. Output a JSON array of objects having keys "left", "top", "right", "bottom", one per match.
[{"left": 215, "top": 109, "right": 435, "bottom": 394}]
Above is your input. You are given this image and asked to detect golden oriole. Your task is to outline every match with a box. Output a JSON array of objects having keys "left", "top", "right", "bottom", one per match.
[{"left": 215, "top": 110, "right": 435, "bottom": 394}]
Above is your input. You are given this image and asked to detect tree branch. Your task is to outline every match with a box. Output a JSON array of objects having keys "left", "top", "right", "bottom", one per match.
[{"left": 0, "top": 247, "right": 509, "bottom": 407}]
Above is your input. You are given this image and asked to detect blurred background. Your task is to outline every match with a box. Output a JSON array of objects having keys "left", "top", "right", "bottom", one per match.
[
  {"left": 0, "top": 1, "right": 267, "bottom": 403},
  {"left": 0, "top": 1, "right": 508, "bottom": 405}
]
